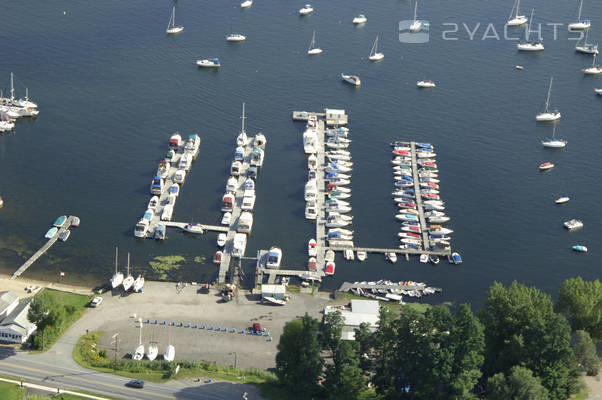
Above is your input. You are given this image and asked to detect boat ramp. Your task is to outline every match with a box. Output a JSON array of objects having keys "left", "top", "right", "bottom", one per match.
[{"left": 11, "top": 215, "right": 77, "bottom": 280}]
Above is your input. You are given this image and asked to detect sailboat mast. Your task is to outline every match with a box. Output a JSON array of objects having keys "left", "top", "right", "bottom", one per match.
[
  {"left": 127, "top": 252, "right": 130, "bottom": 276},
  {"left": 10, "top": 73, "right": 14, "bottom": 101},
  {"left": 577, "top": 0, "right": 583, "bottom": 21},
  {"left": 515, "top": 0, "right": 520, "bottom": 18},
  {"left": 309, "top": 30, "right": 315, "bottom": 51},
  {"left": 544, "top": 77, "right": 553, "bottom": 112},
  {"left": 139, "top": 319, "right": 142, "bottom": 345},
  {"left": 241, "top": 102, "right": 246, "bottom": 133},
  {"left": 413, "top": 1, "right": 418, "bottom": 22},
  {"left": 525, "top": 9, "right": 534, "bottom": 41},
  {"left": 115, "top": 247, "right": 118, "bottom": 274}
]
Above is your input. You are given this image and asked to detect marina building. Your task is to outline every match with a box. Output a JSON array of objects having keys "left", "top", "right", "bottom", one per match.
[
  {"left": 0, "top": 298, "right": 37, "bottom": 344},
  {"left": 324, "top": 299, "right": 380, "bottom": 340},
  {"left": 0, "top": 291, "right": 19, "bottom": 320}
]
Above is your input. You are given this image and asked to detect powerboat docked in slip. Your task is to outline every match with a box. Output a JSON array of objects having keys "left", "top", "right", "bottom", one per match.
[
  {"left": 451, "top": 252, "right": 463, "bottom": 264},
  {"left": 353, "top": 14, "right": 367, "bottom": 24},
  {"left": 254, "top": 133, "right": 267, "bottom": 149},
  {"left": 221, "top": 212, "right": 232, "bottom": 225},
  {"left": 241, "top": 192, "right": 256, "bottom": 210},
  {"left": 227, "top": 33, "right": 246, "bottom": 42},
  {"left": 150, "top": 176, "right": 163, "bottom": 195},
  {"left": 308, "top": 154, "right": 318, "bottom": 170},
  {"left": 226, "top": 176, "right": 238, "bottom": 193},
  {"left": 184, "top": 222, "right": 204, "bottom": 234},
  {"left": 154, "top": 224, "right": 166, "bottom": 240},
  {"left": 356, "top": 251, "right": 367, "bottom": 261},
  {"left": 237, "top": 211, "right": 253, "bottom": 233},
  {"left": 231, "top": 160, "right": 242, "bottom": 176},
  {"left": 386, "top": 253, "right": 397, "bottom": 263},
  {"left": 303, "top": 128, "right": 318, "bottom": 154},
  {"left": 213, "top": 251, "right": 223, "bottom": 265},
  {"left": 161, "top": 205, "right": 174, "bottom": 221},
  {"left": 134, "top": 219, "right": 150, "bottom": 238},
  {"left": 174, "top": 169, "right": 186, "bottom": 184},
  {"left": 305, "top": 179, "right": 317, "bottom": 201},
  {"left": 325, "top": 261, "right": 336, "bottom": 276},
  {"left": 308, "top": 257, "right": 317, "bottom": 271},
  {"left": 417, "top": 80, "right": 436, "bottom": 88},
  {"left": 168, "top": 183, "right": 180, "bottom": 197},
  {"left": 250, "top": 147, "right": 265, "bottom": 167},
  {"left": 564, "top": 219, "right": 583, "bottom": 230},
  {"left": 305, "top": 201, "right": 317, "bottom": 220},
  {"left": 232, "top": 233, "right": 247, "bottom": 258},
  {"left": 308, "top": 239, "right": 318, "bottom": 257},
  {"left": 196, "top": 58, "right": 220, "bottom": 68},
  {"left": 341, "top": 74, "right": 361, "bottom": 86},
  {"left": 299, "top": 4, "right": 314, "bottom": 15},
  {"left": 222, "top": 193, "right": 234, "bottom": 212},
  {"left": 266, "top": 247, "right": 283, "bottom": 269}
]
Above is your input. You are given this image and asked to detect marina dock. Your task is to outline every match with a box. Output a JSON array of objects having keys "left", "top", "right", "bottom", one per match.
[
  {"left": 254, "top": 250, "right": 322, "bottom": 288},
  {"left": 326, "top": 246, "right": 450, "bottom": 257},
  {"left": 409, "top": 142, "right": 430, "bottom": 250},
  {"left": 338, "top": 281, "right": 442, "bottom": 294},
  {"left": 11, "top": 216, "right": 75, "bottom": 280},
  {"left": 314, "top": 118, "right": 327, "bottom": 278},
  {"left": 163, "top": 221, "right": 228, "bottom": 233}
]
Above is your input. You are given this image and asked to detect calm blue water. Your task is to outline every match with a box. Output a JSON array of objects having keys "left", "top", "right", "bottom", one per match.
[{"left": 1, "top": 0, "right": 600, "bottom": 306}]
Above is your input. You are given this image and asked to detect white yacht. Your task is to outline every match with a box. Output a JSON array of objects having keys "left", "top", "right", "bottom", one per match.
[
  {"left": 417, "top": 80, "right": 436, "bottom": 88},
  {"left": 4, "top": 73, "right": 38, "bottom": 108},
  {"left": 237, "top": 103, "right": 249, "bottom": 146},
  {"left": 166, "top": 6, "right": 183, "bottom": 34},
  {"left": 232, "top": 233, "right": 247, "bottom": 258},
  {"left": 555, "top": 196, "right": 570, "bottom": 204},
  {"left": 536, "top": 77, "right": 561, "bottom": 121},
  {"left": 241, "top": 192, "right": 256, "bottom": 210},
  {"left": 307, "top": 30, "right": 323, "bottom": 55},
  {"left": 568, "top": 0, "right": 591, "bottom": 31},
  {"left": 369, "top": 35, "right": 384, "bottom": 61},
  {"left": 575, "top": 30, "right": 598, "bottom": 54},
  {"left": 0, "top": 118, "right": 15, "bottom": 132},
  {"left": 353, "top": 14, "right": 367, "bottom": 24},
  {"left": 241, "top": 0, "right": 252, "bottom": 8},
  {"left": 507, "top": 0, "right": 528, "bottom": 26},
  {"left": 196, "top": 58, "right": 220, "bottom": 68},
  {"left": 305, "top": 179, "right": 317, "bottom": 201},
  {"left": 110, "top": 247, "right": 124, "bottom": 289},
  {"left": 299, "top": 4, "right": 314, "bottom": 15},
  {"left": 237, "top": 211, "right": 253, "bottom": 233},
  {"left": 303, "top": 128, "right": 318, "bottom": 154},
  {"left": 227, "top": 33, "right": 246, "bottom": 42},
  {"left": 541, "top": 124, "right": 567, "bottom": 148},
  {"left": 583, "top": 53, "right": 602, "bottom": 75},
  {"left": 564, "top": 219, "right": 583, "bottom": 230},
  {"left": 341, "top": 74, "right": 361, "bottom": 86},
  {"left": 357, "top": 251, "right": 367, "bottom": 261},
  {"left": 386, "top": 253, "right": 398, "bottom": 263},
  {"left": 409, "top": 1, "right": 422, "bottom": 32},
  {"left": 266, "top": 247, "right": 283, "bottom": 269},
  {"left": 517, "top": 9, "right": 544, "bottom": 51},
  {"left": 221, "top": 212, "right": 232, "bottom": 225},
  {"left": 308, "top": 239, "right": 317, "bottom": 257},
  {"left": 305, "top": 200, "right": 317, "bottom": 220}
]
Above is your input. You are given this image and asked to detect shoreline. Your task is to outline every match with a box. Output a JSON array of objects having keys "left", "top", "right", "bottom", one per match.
[{"left": 0, "top": 273, "right": 95, "bottom": 298}]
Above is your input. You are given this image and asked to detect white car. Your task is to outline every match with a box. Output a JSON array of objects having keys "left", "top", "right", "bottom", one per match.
[{"left": 90, "top": 297, "right": 103, "bottom": 308}]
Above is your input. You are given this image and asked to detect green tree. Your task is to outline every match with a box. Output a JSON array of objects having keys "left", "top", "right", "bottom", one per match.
[
  {"left": 27, "top": 291, "right": 63, "bottom": 330},
  {"left": 556, "top": 277, "right": 602, "bottom": 340},
  {"left": 354, "top": 322, "right": 375, "bottom": 372},
  {"left": 481, "top": 281, "right": 579, "bottom": 400},
  {"left": 324, "top": 341, "right": 367, "bottom": 400},
  {"left": 572, "top": 330, "right": 600, "bottom": 376},
  {"left": 275, "top": 314, "right": 323, "bottom": 398},
  {"left": 487, "top": 366, "right": 549, "bottom": 400},
  {"left": 321, "top": 310, "right": 344, "bottom": 355}
]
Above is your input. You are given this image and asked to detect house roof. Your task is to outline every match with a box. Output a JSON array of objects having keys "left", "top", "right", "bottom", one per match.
[
  {"left": 0, "top": 298, "right": 36, "bottom": 336},
  {"left": 0, "top": 291, "right": 19, "bottom": 313},
  {"left": 350, "top": 299, "right": 380, "bottom": 315}
]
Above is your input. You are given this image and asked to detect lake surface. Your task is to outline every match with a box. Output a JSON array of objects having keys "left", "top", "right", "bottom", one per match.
[{"left": 1, "top": 0, "right": 600, "bottom": 307}]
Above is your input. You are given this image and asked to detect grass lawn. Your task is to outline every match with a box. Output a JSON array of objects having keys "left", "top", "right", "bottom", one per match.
[
  {"left": 30, "top": 289, "right": 91, "bottom": 352},
  {"left": 0, "top": 381, "right": 25, "bottom": 400}
]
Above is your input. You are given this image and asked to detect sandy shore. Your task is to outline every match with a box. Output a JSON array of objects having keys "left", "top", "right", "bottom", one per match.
[{"left": 0, "top": 273, "right": 95, "bottom": 298}]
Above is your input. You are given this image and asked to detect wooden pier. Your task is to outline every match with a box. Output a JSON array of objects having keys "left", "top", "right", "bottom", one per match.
[
  {"left": 409, "top": 142, "right": 430, "bottom": 250},
  {"left": 254, "top": 250, "right": 322, "bottom": 287},
  {"left": 314, "top": 119, "right": 328, "bottom": 277},
  {"left": 327, "top": 246, "right": 450, "bottom": 257},
  {"left": 292, "top": 111, "right": 325, "bottom": 121},
  {"left": 11, "top": 216, "right": 75, "bottom": 280}
]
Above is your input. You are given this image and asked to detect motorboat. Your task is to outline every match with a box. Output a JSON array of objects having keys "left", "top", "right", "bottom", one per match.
[
  {"left": 555, "top": 196, "right": 570, "bottom": 204},
  {"left": 241, "top": 192, "right": 256, "bottom": 211},
  {"left": 237, "top": 211, "right": 253, "bottom": 233},
  {"left": 409, "top": 0, "right": 422, "bottom": 32},
  {"left": 356, "top": 251, "right": 367, "bottom": 261},
  {"left": 305, "top": 201, "right": 317, "bottom": 220},
  {"left": 564, "top": 219, "right": 583, "bottom": 230},
  {"left": 168, "top": 183, "right": 180, "bottom": 197},
  {"left": 232, "top": 233, "right": 247, "bottom": 258},
  {"left": 419, "top": 254, "right": 429, "bottom": 263},
  {"left": 517, "top": 9, "right": 544, "bottom": 51},
  {"left": 428, "top": 216, "right": 450, "bottom": 223},
  {"left": 227, "top": 33, "right": 246, "bottom": 42},
  {"left": 342, "top": 249, "right": 354, "bottom": 260},
  {"left": 515, "top": 65, "right": 524, "bottom": 70},
  {"left": 254, "top": 133, "right": 267, "bottom": 149},
  {"left": 582, "top": 54, "right": 602, "bottom": 75},
  {"left": 328, "top": 184, "right": 350, "bottom": 193},
  {"left": 325, "top": 218, "right": 350, "bottom": 228},
  {"left": 568, "top": 0, "right": 590, "bottom": 30},
  {"left": 58, "top": 229, "right": 71, "bottom": 242},
  {"left": 424, "top": 210, "right": 445, "bottom": 218},
  {"left": 250, "top": 148, "right": 264, "bottom": 167},
  {"left": 430, "top": 255, "right": 440, "bottom": 265},
  {"left": 305, "top": 179, "right": 317, "bottom": 201},
  {"left": 596, "top": 89, "right": 602, "bottom": 95},
  {"left": 324, "top": 249, "right": 335, "bottom": 262},
  {"left": 147, "top": 342, "right": 158, "bottom": 361},
  {"left": 398, "top": 201, "right": 416, "bottom": 209},
  {"left": 307, "top": 239, "right": 318, "bottom": 257},
  {"left": 44, "top": 226, "right": 58, "bottom": 239},
  {"left": 539, "top": 162, "right": 554, "bottom": 171},
  {"left": 169, "top": 133, "right": 182, "bottom": 148},
  {"left": 401, "top": 238, "right": 422, "bottom": 245},
  {"left": 164, "top": 345, "right": 175, "bottom": 362},
  {"left": 329, "top": 228, "right": 353, "bottom": 236},
  {"left": 150, "top": 176, "right": 163, "bottom": 195},
  {"left": 226, "top": 176, "right": 238, "bottom": 193},
  {"left": 148, "top": 196, "right": 159, "bottom": 210},
  {"left": 241, "top": 0, "right": 252, "bottom": 8},
  {"left": 328, "top": 231, "right": 353, "bottom": 241},
  {"left": 222, "top": 193, "right": 234, "bottom": 212},
  {"left": 341, "top": 74, "right": 361, "bottom": 86},
  {"left": 213, "top": 251, "right": 223, "bottom": 265},
  {"left": 166, "top": 5, "right": 183, "bottom": 34},
  {"left": 451, "top": 252, "right": 463, "bottom": 264},
  {"left": 299, "top": 4, "right": 314, "bottom": 15},
  {"left": 329, "top": 177, "right": 350, "bottom": 186},
  {"left": 173, "top": 169, "right": 186, "bottom": 184},
  {"left": 325, "top": 261, "right": 335, "bottom": 275},
  {"left": 303, "top": 129, "right": 318, "bottom": 154},
  {"left": 308, "top": 154, "right": 318, "bottom": 170},
  {"left": 326, "top": 171, "right": 351, "bottom": 180},
  {"left": 0, "top": 118, "right": 14, "bottom": 132},
  {"left": 429, "top": 227, "right": 453, "bottom": 235},
  {"left": 161, "top": 205, "right": 173, "bottom": 221},
  {"left": 417, "top": 80, "right": 436, "bottom": 88},
  {"left": 234, "top": 146, "right": 245, "bottom": 162},
  {"left": 353, "top": 14, "right": 367, "bottom": 24},
  {"left": 308, "top": 257, "right": 317, "bottom": 270},
  {"left": 133, "top": 275, "right": 145, "bottom": 292},
  {"left": 329, "top": 191, "right": 351, "bottom": 200},
  {"left": 184, "top": 222, "right": 204, "bottom": 234},
  {"left": 134, "top": 219, "right": 150, "bottom": 238},
  {"left": 154, "top": 224, "right": 166, "bottom": 240},
  {"left": 399, "top": 232, "right": 421, "bottom": 240},
  {"left": 196, "top": 58, "right": 220, "bottom": 68},
  {"left": 53, "top": 215, "right": 67, "bottom": 227},
  {"left": 572, "top": 245, "right": 588, "bottom": 252},
  {"left": 221, "top": 212, "right": 232, "bottom": 225},
  {"left": 231, "top": 160, "right": 242, "bottom": 176},
  {"left": 507, "top": 0, "right": 528, "bottom": 26},
  {"left": 266, "top": 247, "right": 283, "bottom": 269},
  {"left": 307, "top": 30, "right": 323, "bottom": 55},
  {"left": 386, "top": 253, "right": 397, "bottom": 263},
  {"left": 164, "top": 149, "right": 175, "bottom": 162}
]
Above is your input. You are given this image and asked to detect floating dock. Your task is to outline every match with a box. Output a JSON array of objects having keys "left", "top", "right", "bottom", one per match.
[
  {"left": 314, "top": 118, "right": 327, "bottom": 278},
  {"left": 254, "top": 250, "right": 322, "bottom": 288},
  {"left": 409, "top": 142, "right": 431, "bottom": 250},
  {"left": 326, "top": 246, "right": 450, "bottom": 257},
  {"left": 11, "top": 216, "right": 75, "bottom": 280},
  {"left": 163, "top": 221, "right": 228, "bottom": 233}
]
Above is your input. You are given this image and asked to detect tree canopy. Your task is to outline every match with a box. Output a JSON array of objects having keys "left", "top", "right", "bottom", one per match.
[
  {"left": 487, "top": 366, "right": 549, "bottom": 400},
  {"left": 571, "top": 330, "right": 599, "bottom": 376},
  {"left": 556, "top": 277, "right": 602, "bottom": 341},
  {"left": 27, "top": 291, "right": 63, "bottom": 330}
]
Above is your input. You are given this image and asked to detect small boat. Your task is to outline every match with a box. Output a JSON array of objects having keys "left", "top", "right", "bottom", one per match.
[
  {"left": 150, "top": 176, "right": 164, "bottom": 195},
  {"left": 241, "top": 0, "right": 252, "bottom": 8},
  {"left": 299, "top": 4, "right": 314, "bottom": 15},
  {"left": 305, "top": 201, "right": 317, "bottom": 220},
  {"left": 303, "top": 128, "right": 318, "bottom": 154},
  {"left": 368, "top": 35, "right": 384, "bottom": 61},
  {"left": 133, "top": 344, "right": 144, "bottom": 361},
  {"left": 222, "top": 193, "right": 235, "bottom": 212},
  {"left": 539, "top": 162, "right": 554, "bottom": 171},
  {"left": 241, "top": 192, "right": 256, "bottom": 211},
  {"left": 58, "top": 229, "right": 71, "bottom": 242},
  {"left": 174, "top": 169, "right": 186, "bottom": 184},
  {"left": 409, "top": 0, "right": 422, "bottom": 32},
  {"left": 451, "top": 252, "right": 462, "bottom": 264},
  {"left": 264, "top": 296, "right": 286, "bottom": 305},
  {"left": 515, "top": 65, "right": 524, "bottom": 70},
  {"left": 564, "top": 219, "right": 583, "bottom": 230},
  {"left": 386, "top": 253, "right": 397, "bottom": 263},
  {"left": 357, "top": 251, "right": 367, "bottom": 261},
  {"left": 507, "top": 0, "right": 528, "bottom": 26},
  {"left": 429, "top": 227, "right": 453, "bottom": 235},
  {"left": 572, "top": 245, "right": 587, "bottom": 252},
  {"left": 353, "top": 14, "right": 367, "bottom": 24},
  {"left": 517, "top": 9, "right": 544, "bottom": 51},
  {"left": 161, "top": 205, "right": 173, "bottom": 221},
  {"left": 133, "top": 275, "right": 144, "bottom": 292},
  {"left": 250, "top": 147, "right": 264, "bottom": 167},
  {"left": 154, "top": 224, "right": 166, "bottom": 240},
  {"left": 221, "top": 212, "right": 232, "bottom": 225},
  {"left": 232, "top": 233, "right": 247, "bottom": 258},
  {"left": 213, "top": 251, "right": 223, "bottom": 265},
  {"left": 305, "top": 179, "right": 317, "bottom": 201},
  {"left": 166, "top": 5, "right": 184, "bottom": 34},
  {"left": 265, "top": 247, "right": 282, "bottom": 269},
  {"left": 341, "top": 74, "right": 361, "bottom": 86},
  {"left": 417, "top": 80, "right": 436, "bottom": 88},
  {"left": 325, "top": 249, "right": 335, "bottom": 262},
  {"left": 45, "top": 227, "right": 58, "bottom": 239},
  {"left": 429, "top": 255, "right": 440, "bottom": 265},
  {"left": 568, "top": 0, "right": 590, "bottom": 30},
  {"left": 344, "top": 249, "right": 354, "bottom": 260},
  {"left": 169, "top": 133, "right": 182, "bottom": 148},
  {"left": 308, "top": 154, "right": 318, "bottom": 170},
  {"left": 308, "top": 257, "right": 317, "bottom": 270},
  {"left": 147, "top": 342, "right": 158, "bottom": 361},
  {"left": 596, "top": 88, "right": 602, "bottom": 95},
  {"left": 148, "top": 196, "right": 159, "bottom": 210},
  {"left": 419, "top": 254, "right": 428, "bottom": 263},
  {"left": 71, "top": 216, "right": 80, "bottom": 227},
  {"left": 168, "top": 183, "right": 180, "bottom": 197},
  {"left": 183, "top": 222, "right": 204, "bottom": 234},
  {"left": 254, "top": 133, "right": 267, "bottom": 149},
  {"left": 227, "top": 33, "right": 246, "bottom": 42},
  {"left": 196, "top": 58, "right": 220, "bottom": 68},
  {"left": 307, "top": 30, "right": 323, "bottom": 55},
  {"left": 308, "top": 239, "right": 317, "bottom": 257},
  {"left": 582, "top": 54, "right": 602, "bottom": 75},
  {"left": 325, "top": 261, "right": 335, "bottom": 275},
  {"left": 217, "top": 233, "right": 227, "bottom": 247},
  {"left": 555, "top": 196, "right": 570, "bottom": 204},
  {"left": 164, "top": 345, "right": 175, "bottom": 362},
  {"left": 53, "top": 215, "right": 67, "bottom": 227}
]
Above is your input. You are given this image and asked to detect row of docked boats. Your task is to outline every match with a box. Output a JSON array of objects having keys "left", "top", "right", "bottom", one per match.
[
  {"left": 0, "top": 73, "right": 39, "bottom": 133},
  {"left": 390, "top": 141, "right": 462, "bottom": 265},
  {"left": 346, "top": 280, "right": 442, "bottom": 302},
  {"left": 44, "top": 215, "right": 79, "bottom": 242},
  {"left": 109, "top": 249, "right": 145, "bottom": 293},
  {"left": 135, "top": 133, "right": 201, "bottom": 239}
]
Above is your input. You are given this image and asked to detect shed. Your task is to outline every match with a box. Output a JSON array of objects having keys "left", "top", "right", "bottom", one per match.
[
  {"left": 324, "top": 299, "right": 380, "bottom": 341},
  {"left": 0, "top": 298, "right": 37, "bottom": 344},
  {"left": 261, "top": 284, "right": 286, "bottom": 301},
  {"left": 0, "top": 291, "right": 19, "bottom": 321},
  {"left": 325, "top": 108, "right": 348, "bottom": 126}
]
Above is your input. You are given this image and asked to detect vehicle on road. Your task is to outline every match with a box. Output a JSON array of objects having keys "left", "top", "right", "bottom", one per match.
[
  {"left": 90, "top": 297, "right": 103, "bottom": 308},
  {"left": 126, "top": 379, "right": 144, "bottom": 388}
]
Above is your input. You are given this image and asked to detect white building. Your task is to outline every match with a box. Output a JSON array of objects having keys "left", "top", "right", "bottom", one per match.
[
  {"left": 261, "top": 284, "right": 286, "bottom": 301},
  {"left": 0, "top": 298, "right": 37, "bottom": 344},
  {"left": 324, "top": 108, "right": 348, "bottom": 126},
  {"left": 324, "top": 299, "right": 380, "bottom": 340},
  {"left": 0, "top": 291, "right": 19, "bottom": 320}
]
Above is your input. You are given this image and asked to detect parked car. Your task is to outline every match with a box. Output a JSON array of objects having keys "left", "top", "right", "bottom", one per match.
[
  {"left": 252, "top": 322, "right": 262, "bottom": 333},
  {"left": 90, "top": 297, "right": 103, "bottom": 308},
  {"left": 126, "top": 379, "right": 144, "bottom": 389}
]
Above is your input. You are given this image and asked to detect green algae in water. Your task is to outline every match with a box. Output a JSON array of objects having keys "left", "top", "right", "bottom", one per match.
[
  {"left": 193, "top": 255, "right": 207, "bottom": 264},
  {"left": 148, "top": 255, "right": 186, "bottom": 280}
]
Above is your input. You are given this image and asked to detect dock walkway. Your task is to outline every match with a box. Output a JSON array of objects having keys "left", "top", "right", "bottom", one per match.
[
  {"left": 410, "top": 142, "right": 430, "bottom": 250},
  {"left": 338, "top": 281, "right": 441, "bottom": 293},
  {"left": 163, "top": 222, "right": 227, "bottom": 233},
  {"left": 327, "top": 246, "right": 450, "bottom": 257},
  {"left": 11, "top": 216, "right": 74, "bottom": 280},
  {"left": 314, "top": 119, "right": 327, "bottom": 278}
]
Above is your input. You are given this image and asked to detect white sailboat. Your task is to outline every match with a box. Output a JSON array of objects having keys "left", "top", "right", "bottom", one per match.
[
  {"left": 341, "top": 74, "right": 361, "bottom": 86},
  {"left": 409, "top": 0, "right": 422, "bottom": 32},
  {"left": 166, "top": 5, "right": 184, "bottom": 35},
  {"left": 568, "top": 0, "right": 591, "bottom": 31},
  {"left": 368, "top": 35, "right": 384, "bottom": 61},
  {"left": 541, "top": 124, "right": 567, "bottom": 148},
  {"left": 583, "top": 53, "right": 602, "bottom": 75},
  {"left": 575, "top": 30, "right": 598, "bottom": 54},
  {"left": 110, "top": 247, "right": 124, "bottom": 289},
  {"left": 7, "top": 73, "right": 38, "bottom": 108},
  {"left": 507, "top": 0, "right": 528, "bottom": 26},
  {"left": 237, "top": 103, "right": 249, "bottom": 146},
  {"left": 147, "top": 341, "right": 158, "bottom": 361},
  {"left": 536, "top": 77, "right": 561, "bottom": 121},
  {"left": 595, "top": 88, "right": 602, "bottom": 95},
  {"left": 307, "top": 30, "right": 323, "bottom": 55},
  {"left": 122, "top": 253, "right": 135, "bottom": 291},
  {"left": 132, "top": 319, "right": 144, "bottom": 361},
  {"left": 517, "top": 9, "right": 544, "bottom": 51},
  {"left": 133, "top": 274, "right": 145, "bottom": 292},
  {"left": 164, "top": 326, "right": 175, "bottom": 361},
  {"left": 241, "top": 0, "right": 253, "bottom": 8}
]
